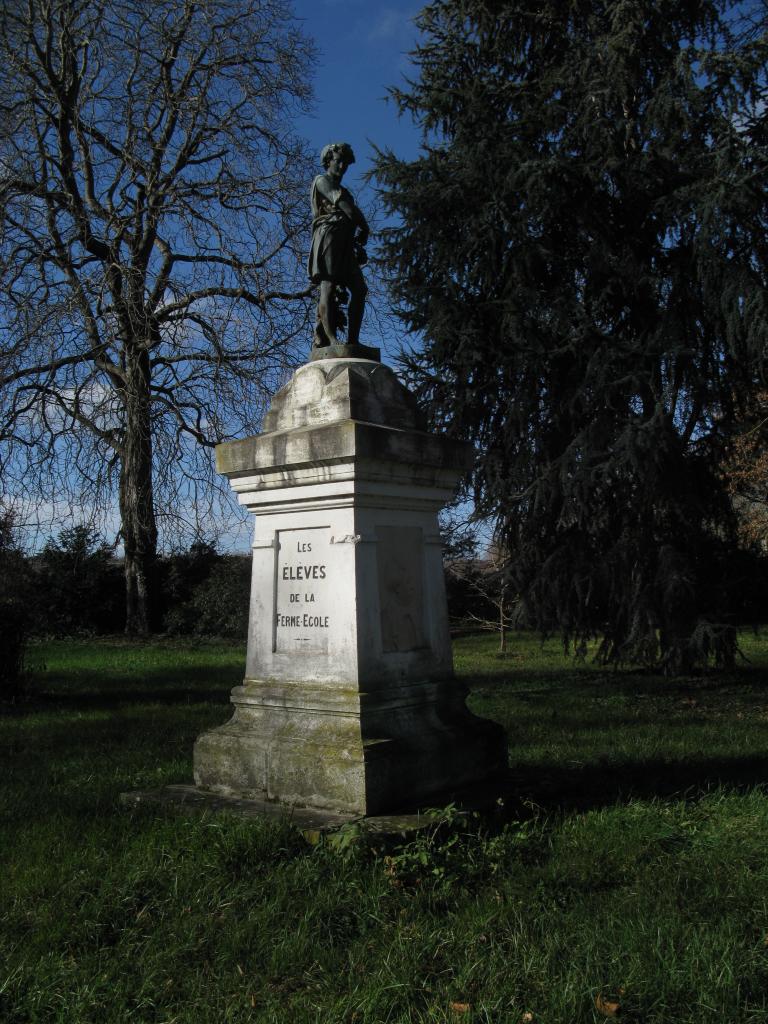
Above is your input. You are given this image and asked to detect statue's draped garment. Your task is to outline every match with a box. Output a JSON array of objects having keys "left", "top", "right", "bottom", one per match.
[{"left": 308, "top": 174, "right": 359, "bottom": 286}]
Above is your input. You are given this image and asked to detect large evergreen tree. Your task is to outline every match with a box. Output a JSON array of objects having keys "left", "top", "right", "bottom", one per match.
[{"left": 375, "top": 0, "right": 768, "bottom": 672}]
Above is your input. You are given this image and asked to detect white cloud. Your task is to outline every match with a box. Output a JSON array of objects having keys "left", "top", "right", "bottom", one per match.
[{"left": 368, "top": 7, "right": 414, "bottom": 42}]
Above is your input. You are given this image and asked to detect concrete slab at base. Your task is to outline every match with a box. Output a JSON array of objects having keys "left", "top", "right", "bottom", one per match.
[{"left": 119, "top": 784, "right": 464, "bottom": 841}]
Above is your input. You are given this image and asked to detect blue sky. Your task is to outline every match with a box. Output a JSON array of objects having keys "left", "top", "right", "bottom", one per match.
[{"left": 291, "top": 0, "right": 423, "bottom": 184}]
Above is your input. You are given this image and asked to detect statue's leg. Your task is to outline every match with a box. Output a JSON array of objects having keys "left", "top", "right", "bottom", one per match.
[
  {"left": 313, "top": 306, "right": 328, "bottom": 347},
  {"left": 317, "top": 280, "right": 339, "bottom": 345},
  {"left": 347, "top": 274, "right": 368, "bottom": 345}
]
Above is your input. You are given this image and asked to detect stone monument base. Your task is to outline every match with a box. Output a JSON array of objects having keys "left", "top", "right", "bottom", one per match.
[
  {"left": 194, "top": 678, "right": 505, "bottom": 816},
  {"left": 192, "top": 353, "right": 508, "bottom": 818}
]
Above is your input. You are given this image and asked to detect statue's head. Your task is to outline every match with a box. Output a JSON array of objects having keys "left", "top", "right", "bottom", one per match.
[{"left": 320, "top": 142, "right": 356, "bottom": 171}]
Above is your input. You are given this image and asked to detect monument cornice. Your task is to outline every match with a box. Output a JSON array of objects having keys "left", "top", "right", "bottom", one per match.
[{"left": 216, "top": 418, "right": 473, "bottom": 480}]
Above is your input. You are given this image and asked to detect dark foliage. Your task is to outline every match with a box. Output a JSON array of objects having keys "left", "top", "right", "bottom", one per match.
[
  {"left": 0, "top": 524, "right": 252, "bottom": 639},
  {"left": 157, "top": 541, "right": 222, "bottom": 629},
  {"left": 0, "top": 598, "right": 28, "bottom": 699},
  {"left": 0, "top": 513, "right": 30, "bottom": 697},
  {"left": 34, "top": 526, "right": 124, "bottom": 636},
  {"left": 374, "top": 0, "right": 768, "bottom": 672},
  {"left": 444, "top": 559, "right": 493, "bottom": 624},
  {"left": 0, "top": 512, "right": 31, "bottom": 605},
  {"left": 160, "top": 546, "right": 251, "bottom": 638}
]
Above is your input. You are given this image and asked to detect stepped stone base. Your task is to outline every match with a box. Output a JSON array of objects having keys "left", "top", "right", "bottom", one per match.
[{"left": 194, "top": 679, "right": 506, "bottom": 816}]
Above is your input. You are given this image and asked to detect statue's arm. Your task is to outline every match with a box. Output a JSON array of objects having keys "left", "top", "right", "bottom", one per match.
[
  {"left": 314, "top": 174, "right": 369, "bottom": 244},
  {"left": 337, "top": 194, "right": 369, "bottom": 244}
]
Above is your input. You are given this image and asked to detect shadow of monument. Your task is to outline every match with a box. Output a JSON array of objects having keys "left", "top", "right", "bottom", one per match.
[
  {"left": 28, "top": 686, "right": 233, "bottom": 711},
  {"left": 454, "top": 664, "right": 768, "bottom": 818},
  {"left": 15, "top": 663, "right": 237, "bottom": 713},
  {"left": 496, "top": 754, "right": 768, "bottom": 818},
  {"left": 11, "top": 659, "right": 768, "bottom": 823}
]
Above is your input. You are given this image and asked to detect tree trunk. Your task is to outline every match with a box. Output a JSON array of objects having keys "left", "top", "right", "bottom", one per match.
[
  {"left": 119, "top": 346, "right": 157, "bottom": 636},
  {"left": 499, "top": 581, "right": 507, "bottom": 654}
]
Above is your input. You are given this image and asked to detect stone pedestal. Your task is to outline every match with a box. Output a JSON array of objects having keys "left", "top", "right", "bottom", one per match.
[{"left": 193, "top": 353, "right": 507, "bottom": 815}]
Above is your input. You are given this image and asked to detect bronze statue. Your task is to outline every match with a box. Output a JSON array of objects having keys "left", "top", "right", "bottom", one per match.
[{"left": 308, "top": 142, "right": 369, "bottom": 347}]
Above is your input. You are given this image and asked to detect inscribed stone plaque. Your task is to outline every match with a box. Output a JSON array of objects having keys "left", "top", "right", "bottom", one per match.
[
  {"left": 274, "top": 527, "right": 332, "bottom": 654},
  {"left": 376, "top": 526, "right": 425, "bottom": 652}
]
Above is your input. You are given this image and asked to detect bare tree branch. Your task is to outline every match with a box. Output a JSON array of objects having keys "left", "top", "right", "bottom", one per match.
[{"left": 0, "top": 0, "right": 316, "bottom": 633}]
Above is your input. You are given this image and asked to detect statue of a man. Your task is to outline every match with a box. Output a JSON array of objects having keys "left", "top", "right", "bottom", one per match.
[{"left": 308, "top": 142, "right": 369, "bottom": 347}]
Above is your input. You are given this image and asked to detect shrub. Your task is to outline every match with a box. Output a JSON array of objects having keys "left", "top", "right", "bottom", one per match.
[
  {"left": 33, "top": 525, "right": 124, "bottom": 635},
  {"left": 0, "top": 598, "right": 29, "bottom": 699},
  {"left": 162, "top": 554, "right": 251, "bottom": 638},
  {"left": 158, "top": 540, "right": 220, "bottom": 614}
]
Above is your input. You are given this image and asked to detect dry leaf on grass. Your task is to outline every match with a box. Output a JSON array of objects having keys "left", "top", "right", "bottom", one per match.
[
  {"left": 450, "top": 1002, "right": 471, "bottom": 1014},
  {"left": 595, "top": 992, "right": 622, "bottom": 1017}
]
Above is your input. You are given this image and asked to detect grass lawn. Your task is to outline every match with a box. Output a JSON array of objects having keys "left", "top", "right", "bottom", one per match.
[{"left": 2, "top": 632, "right": 768, "bottom": 1023}]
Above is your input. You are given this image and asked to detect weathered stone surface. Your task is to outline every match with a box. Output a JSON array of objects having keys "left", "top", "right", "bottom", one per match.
[
  {"left": 194, "top": 676, "right": 504, "bottom": 815},
  {"left": 119, "top": 785, "right": 357, "bottom": 834},
  {"left": 194, "top": 354, "right": 507, "bottom": 815},
  {"left": 309, "top": 342, "right": 380, "bottom": 363},
  {"left": 260, "top": 359, "right": 425, "bottom": 434},
  {"left": 216, "top": 419, "right": 468, "bottom": 482}
]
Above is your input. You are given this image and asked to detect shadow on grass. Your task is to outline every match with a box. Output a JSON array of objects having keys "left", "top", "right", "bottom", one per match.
[
  {"left": 460, "top": 665, "right": 768, "bottom": 815},
  {"left": 6, "top": 656, "right": 768, "bottom": 826},
  {"left": 19, "top": 687, "right": 233, "bottom": 711},
  {"left": 496, "top": 755, "right": 768, "bottom": 817},
  {"left": 9, "top": 664, "right": 238, "bottom": 713},
  {"left": 4, "top": 704, "right": 768, "bottom": 828},
  {"left": 460, "top": 663, "right": 768, "bottom": 693}
]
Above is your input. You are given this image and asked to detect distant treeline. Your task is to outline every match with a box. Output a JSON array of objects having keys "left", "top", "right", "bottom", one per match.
[
  {"left": 0, "top": 524, "right": 250, "bottom": 640},
  {"left": 3, "top": 517, "right": 766, "bottom": 676}
]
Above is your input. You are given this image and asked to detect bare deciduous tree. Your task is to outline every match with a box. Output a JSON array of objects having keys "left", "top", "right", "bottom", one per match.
[{"left": 0, "top": 0, "right": 316, "bottom": 633}]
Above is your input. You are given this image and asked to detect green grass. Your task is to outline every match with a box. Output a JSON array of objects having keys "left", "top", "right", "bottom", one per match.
[{"left": 2, "top": 632, "right": 768, "bottom": 1023}]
